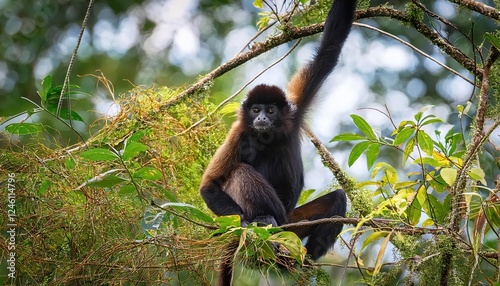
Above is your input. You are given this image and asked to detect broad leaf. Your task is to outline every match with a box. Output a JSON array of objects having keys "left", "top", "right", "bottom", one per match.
[
  {"left": 417, "top": 130, "right": 434, "bottom": 155},
  {"left": 160, "top": 202, "right": 214, "bottom": 223},
  {"left": 414, "top": 105, "right": 434, "bottom": 122},
  {"left": 330, "top": 133, "right": 366, "bottom": 142},
  {"left": 5, "top": 123, "right": 43, "bottom": 135},
  {"left": 348, "top": 141, "right": 371, "bottom": 167},
  {"left": 402, "top": 137, "right": 416, "bottom": 164},
  {"left": 361, "top": 231, "right": 388, "bottom": 252},
  {"left": 47, "top": 105, "right": 84, "bottom": 122},
  {"left": 366, "top": 143, "right": 380, "bottom": 169},
  {"left": 133, "top": 167, "right": 162, "bottom": 180},
  {"left": 119, "top": 183, "right": 136, "bottom": 195},
  {"left": 122, "top": 141, "right": 147, "bottom": 161},
  {"left": 86, "top": 175, "right": 127, "bottom": 188},
  {"left": 393, "top": 126, "right": 414, "bottom": 146},
  {"left": 406, "top": 198, "right": 422, "bottom": 225},
  {"left": 37, "top": 74, "right": 52, "bottom": 103},
  {"left": 269, "top": 231, "right": 306, "bottom": 264},
  {"left": 80, "top": 148, "right": 118, "bottom": 161},
  {"left": 421, "top": 117, "right": 444, "bottom": 126},
  {"left": 441, "top": 168, "right": 458, "bottom": 186},
  {"left": 468, "top": 167, "right": 486, "bottom": 185},
  {"left": 351, "top": 114, "right": 377, "bottom": 140}
]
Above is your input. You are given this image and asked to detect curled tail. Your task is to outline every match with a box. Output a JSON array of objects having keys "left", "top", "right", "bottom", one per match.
[{"left": 287, "top": 0, "right": 357, "bottom": 115}]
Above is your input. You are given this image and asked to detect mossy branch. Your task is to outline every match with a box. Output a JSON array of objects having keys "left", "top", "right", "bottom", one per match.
[
  {"left": 448, "top": 0, "right": 500, "bottom": 20},
  {"left": 161, "top": 4, "right": 482, "bottom": 110}
]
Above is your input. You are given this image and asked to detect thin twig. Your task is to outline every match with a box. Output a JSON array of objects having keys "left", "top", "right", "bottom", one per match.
[
  {"left": 354, "top": 22, "right": 475, "bottom": 86},
  {"left": 57, "top": 0, "right": 95, "bottom": 122}
]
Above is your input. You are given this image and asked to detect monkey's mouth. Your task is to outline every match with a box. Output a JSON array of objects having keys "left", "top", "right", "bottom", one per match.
[{"left": 253, "top": 123, "right": 272, "bottom": 131}]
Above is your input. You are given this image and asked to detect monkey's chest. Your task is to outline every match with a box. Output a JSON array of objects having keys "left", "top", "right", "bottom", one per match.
[{"left": 245, "top": 148, "right": 304, "bottom": 210}]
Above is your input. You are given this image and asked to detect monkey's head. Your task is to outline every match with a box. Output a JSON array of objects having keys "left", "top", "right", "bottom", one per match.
[{"left": 241, "top": 84, "right": 293, "bottom": 133}]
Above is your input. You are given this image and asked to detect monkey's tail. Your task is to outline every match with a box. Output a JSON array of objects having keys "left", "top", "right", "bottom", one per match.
[
  {"left": 217, "top": 240, "right": 239, "bottom": 286},
  {"left": 290, "top": 0, "right": 357, "bottom": 113}
]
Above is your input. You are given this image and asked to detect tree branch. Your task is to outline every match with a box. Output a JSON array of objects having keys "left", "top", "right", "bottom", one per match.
[
  {"left": 357, "top": 7, "right": 482, "bottom": 78},
  {"left": 448, "top": 0, "right": 500, "bottom": 20},
  {"left": 159, "top": 6, "right": 482, "bottom": 110},
  {"left": 280, "top": 216, "right": 446, "bottom": 235},
  {"left": 303, "top": 126, "right": 356, "bottom": 196}
]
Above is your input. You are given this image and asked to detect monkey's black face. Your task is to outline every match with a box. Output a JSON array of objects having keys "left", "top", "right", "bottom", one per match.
[{"left": 248, "top": 103, "right": 280, "bottom": 132}]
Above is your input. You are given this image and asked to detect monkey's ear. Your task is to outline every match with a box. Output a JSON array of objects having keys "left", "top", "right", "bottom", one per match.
[{"left": 242, "top": 84, "right": 288, "bottom": 109}]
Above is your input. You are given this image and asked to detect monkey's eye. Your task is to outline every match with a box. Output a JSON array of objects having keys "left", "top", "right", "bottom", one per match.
[
  {"left": 252, "top": 107, "right": 260, "bottom": 113},
  {"left": 268, "top": 107, "right": 275, "bottom": 114}
]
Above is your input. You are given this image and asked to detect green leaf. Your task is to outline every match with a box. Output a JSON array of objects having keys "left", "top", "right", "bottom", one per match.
[
  {"left": 414, "top": 105, "right": 433, "bottom": 122},
  {"left": 133, "top": 167, "right": 162, "bottom": 181},
  {"left": 351, "top": 114, "right": 377, "bottom": 140},
  {"left": 485, "top": 32, "right": 500, "bottom": 49},
  {"left": 119, "top": 183, "right": 136, "bottom": 195},
  {"left": 215, "top": 215, "right": 241, "bottom": 230},
  {"left": 406, "top": 198, "right": 421, "bottom": 225},
  {"left": 412, "top": 157, "right": 440, "bottom": 167},
  {"left": 446, "top": 132, "right": 462, "bottom": 156},
  {"left": 122, "top": 141, "right": 147, "bottom": 161},
  {"left": 393, "top": 181, "right": 418, "bottom": 190},
  {"left": 402, "top": 137, "right": 416, "bottom": 164},
  {"left": 468, "top": 167, "right": 486, "bottom": 185},
  {"left": 37, "top": 74, "right": 52, "bottom": 103},
  {"left": 417, "top": 130, "right": 434, "bottom": 155},
  {"left": 160, "top": 202, "right": 214, "bottom": 223},
  {"left": 87, "top": 175, "right": 127, "bottom": 188},
  {"left": 256, "top": 12, "right": 271, "bottom": 30},
  {"left": 348, "top": 141, "right": 371, "bottom": 167},
  {"left": 366, "top": 143, "right": 380, "bottom": 169},
  {"left": 361, "top": 231, "right": 388, "bottom": 252},
  {"left": 393, "top": 126, "right": 415, "bottom": 146},
  {"left": 416, "top": 185, "right": 427, "bottom": 206},
  {"left": 80, "top": 148, "right": 118, "bottom": 161},
  {"left": 298, "top": 189, "right": 315, "bottom": 205},
  {"left": 253, "top": 0, "right": 263, "bottom": 8},
  {"left": 421, "top": 117, "right": 444, "bottom": 126},
  {"left": 269, "top": 231, "right": 305, "bottom": 264},
  {"left": 422, "top": 218, "right": 435, "bottom": 227},
  {"left": 5, "top": 123, "right": 43, "bottom": 135},
  {"left": 39, "top": 180, "right": 51, "bottom": 195},
  {"left": 65, "top": 158, "right": 75, "bottom": 170},
  {"left": 441, "top": 168, "right": 458, "bottom": 186},
  {"left": 46, "top": 105, "right": 84, "bottom": 121},
  {"left": 427, "top": 195, "right": 446, "bottom": 223},
  {"left": 129, "top": 130, "right": 147, "bottom": 142},
  {"left": 330, "top": 133, "right": 366, "bottom": 142}
]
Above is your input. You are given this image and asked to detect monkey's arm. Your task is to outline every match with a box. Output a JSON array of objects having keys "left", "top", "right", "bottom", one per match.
[
  {"left": 287, "top": 0, "right": 356, "bottom": 118},
  {"left": 200, "top": 122, "right": 245, "bottom": 217}
]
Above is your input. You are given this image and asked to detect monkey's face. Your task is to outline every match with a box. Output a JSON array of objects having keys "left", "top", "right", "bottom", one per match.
[{"left": 248, "top": 103, "right": 280, "bottom": 132}]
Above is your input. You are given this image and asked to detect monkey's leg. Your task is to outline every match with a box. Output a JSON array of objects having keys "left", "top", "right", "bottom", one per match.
[
  {"left": 224, "top": 163, "right": 288, "bottom": 225},
  {"left": 218, "top": 164, "right": 288, "bottom": 286},
  {"left": 287, "top": 189, "right": 346, "bottom": 260}
]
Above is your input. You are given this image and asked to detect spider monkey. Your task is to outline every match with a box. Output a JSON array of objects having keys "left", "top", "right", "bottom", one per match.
[{"left": 200, "top": 0, "right": 356, "bottom": 284}]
